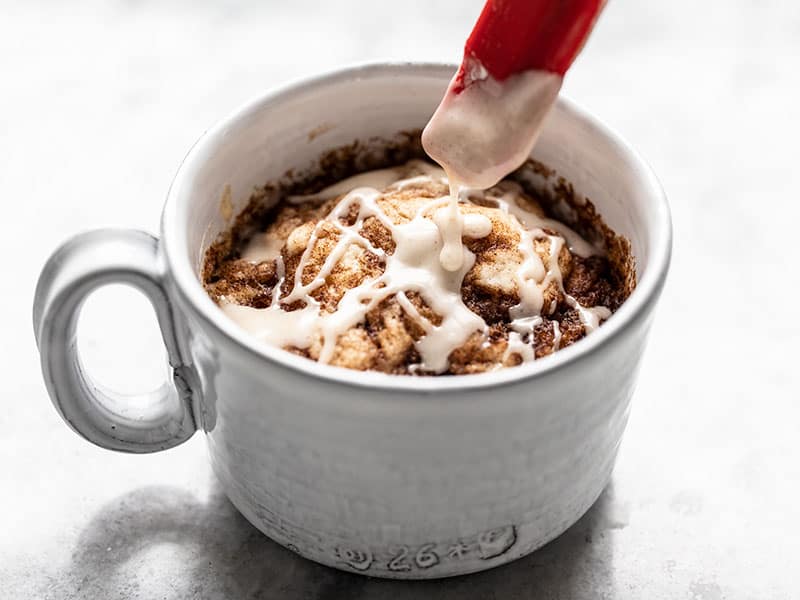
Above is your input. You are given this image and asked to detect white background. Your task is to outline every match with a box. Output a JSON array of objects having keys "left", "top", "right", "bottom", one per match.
[{"left": 2, "top": 1, "right": 798, "bottom": 598}]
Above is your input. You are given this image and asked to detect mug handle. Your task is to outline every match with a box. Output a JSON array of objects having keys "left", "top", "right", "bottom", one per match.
[{"left": 33, "top": 229, "right": 198, "bottom": 453}]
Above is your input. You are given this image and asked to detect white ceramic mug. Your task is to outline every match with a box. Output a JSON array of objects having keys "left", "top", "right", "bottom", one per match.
[{"left": 33, "top": 63, "right": 671, "bottom": 579}]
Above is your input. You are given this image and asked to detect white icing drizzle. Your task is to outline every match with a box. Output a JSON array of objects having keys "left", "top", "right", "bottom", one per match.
[
  {"left": 566, "top": 297, "right": 611, "bottom": 333},
  {"left": 290, "top": 167, "right": 402, "bottom": 202},
  {"left": 434, "top": 188, "right": 467, "bottom": 272},
  {"left": 503, "top": 331, "right": 536, "bottom": 365},
  {"left": 552, "top": 321, "right": 562, "bottom": 351},
  {"left": 222, "top": 300, "right": 319, "bottom": 349},
  {"left": 488, "top": 184, "right": 597, "bottom": 259},
  {"left": 433, "top": 184, "right": 492, "bottom": 272},
  {"left": 222, "top": 163, "right": 611, "bottom": 372},
  {"left": 241, "top": 232, "right": 284, "bottom": 263}
]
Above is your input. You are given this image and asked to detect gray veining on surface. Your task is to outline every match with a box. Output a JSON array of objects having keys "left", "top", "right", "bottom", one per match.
[{"left": 2, "top": 0, "right": 799, "bottom": 598}]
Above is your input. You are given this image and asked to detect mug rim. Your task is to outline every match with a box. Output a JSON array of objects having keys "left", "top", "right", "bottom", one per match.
[{"left": 161, "top": 61, "right": 672, "bottom": 392}]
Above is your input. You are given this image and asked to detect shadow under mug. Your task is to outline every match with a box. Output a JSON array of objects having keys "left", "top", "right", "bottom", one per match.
[{"left": 33, "top": 63, "right": 671, "bottom": 579}]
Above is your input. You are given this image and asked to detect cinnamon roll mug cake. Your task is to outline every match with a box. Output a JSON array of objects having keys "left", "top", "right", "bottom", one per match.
[
  {"left": 34, "top": 63, "right": 670, "bottom": 579},
  {"left": 204, "top": 152, "right": 633, "bottom": 375}
]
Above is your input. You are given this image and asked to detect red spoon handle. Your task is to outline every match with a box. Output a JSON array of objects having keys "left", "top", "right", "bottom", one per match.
[{"left": 456, "top": 0, "right": 605, "bottom": 91}]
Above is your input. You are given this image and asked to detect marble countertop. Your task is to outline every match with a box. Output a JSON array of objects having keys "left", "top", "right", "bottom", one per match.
[{"left": 3, "top": 1, "right": 798, "bottom": 598}]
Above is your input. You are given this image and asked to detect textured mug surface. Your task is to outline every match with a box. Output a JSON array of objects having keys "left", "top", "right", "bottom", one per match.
[{"left": 34, "top": 63, "right": 671, "bottom": 578}]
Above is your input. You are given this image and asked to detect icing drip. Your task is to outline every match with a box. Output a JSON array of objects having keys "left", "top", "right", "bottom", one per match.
[
  {"left": 552, "top": 321, "right": 562, "bottom": 351},
  {"left": 502, "top": 331, "right": 536, "bottom": 366},
  {"left": 434, "top": 189, "right": 467, "bottom": 272},
  {"left": 222, "top": 163, "right": 610, "bottom": 372},
  {"left": 433, "top": 184, "right": 493, "bottom": 273}
]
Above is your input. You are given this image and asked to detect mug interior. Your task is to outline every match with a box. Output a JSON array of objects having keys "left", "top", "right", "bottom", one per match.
[{"left": 162, "top": 62, "right": 671, "bottom": 388}]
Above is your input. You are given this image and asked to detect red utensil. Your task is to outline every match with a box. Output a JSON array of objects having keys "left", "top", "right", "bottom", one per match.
[
  {"left": 423, "top": 0, "right": 606, "bottom": 189},
  {"left": 455, "top": 0, "right": 605, "bottom": 92}
]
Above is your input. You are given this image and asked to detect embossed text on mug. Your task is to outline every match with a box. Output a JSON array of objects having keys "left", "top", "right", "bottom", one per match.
[{"left": 335, "top": 525, "right": 517, "bottom": 574}]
